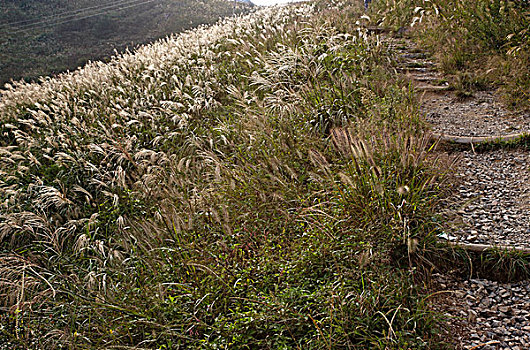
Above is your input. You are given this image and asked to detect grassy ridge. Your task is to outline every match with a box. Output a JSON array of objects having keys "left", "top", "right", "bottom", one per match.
[
  {"left": 0, "top": 0, "right": 251, "bottom": 85},
  {"left": 1, "top": 1, "right": 448, "bottom": 348}
]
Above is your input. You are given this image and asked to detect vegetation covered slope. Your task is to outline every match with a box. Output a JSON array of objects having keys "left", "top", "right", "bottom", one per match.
[
  {"left": 0, "top": 1, "right": 449, "bottom": 349},
  {"left": 0, "top": 0, "right": 251, "bottom": 85},
  {"left": 373, "top": 0, "right": 529, "bottom": 109}
]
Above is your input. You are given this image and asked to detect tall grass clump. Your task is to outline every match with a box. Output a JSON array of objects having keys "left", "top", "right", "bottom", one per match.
[
  {"left": 1, "top": 1, "right": 448, "bottom": 348},
  {"left": 372, "top": 0, "right": 529, "bottom": 109}
]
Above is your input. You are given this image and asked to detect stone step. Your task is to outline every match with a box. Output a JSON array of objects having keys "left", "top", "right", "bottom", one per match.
[
  {"left": 397, "top": 66, "right": 435, "bottom": 73},
  {"left": 432, "top": 132, "right": 528, "bottom": 144},
  {"left": 415, "top": 84, "right": 450, "bottom": 92},
  {"left": 411, "top": 75, "right": 445, "bottom": 84},
  {"left": 399, "top": 52, "right": 427, "bottom": 59},
  {"left": 403, "top": 60, "right": 435, "bottom": 68}
]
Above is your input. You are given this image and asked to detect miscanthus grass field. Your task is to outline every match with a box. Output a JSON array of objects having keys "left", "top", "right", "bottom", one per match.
[{"left": 0, "top": 0, "right": 459, "bottom": 348}]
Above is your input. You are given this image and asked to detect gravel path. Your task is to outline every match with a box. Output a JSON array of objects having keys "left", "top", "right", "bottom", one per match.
[
  {"left": 391, "top": 36, "right": 530, "bottom": 349},
  {"left": 433, "top": 274, "right": 530, "bottom": 350},
  {"left": 393, "top": 37, "right": 530, "bottom": 249},
  {"left": 445, "top": 149, "right": 530, "bottom": 248},
  {"left": 422, "top": 91, "right": 530, "bottom": 137},
  {"left": 391, "top": 37, "right": 530, "bottom": 137}
]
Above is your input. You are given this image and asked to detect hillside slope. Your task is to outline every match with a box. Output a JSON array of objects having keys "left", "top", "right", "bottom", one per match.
[
  {"left": 0, "top": 1, "right": 448, "bottom": 348},
  {"left": 0, "top": 0, "right": 252, "bottom": 84}
]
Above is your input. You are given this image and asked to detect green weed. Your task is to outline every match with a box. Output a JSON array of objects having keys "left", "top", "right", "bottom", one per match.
[{"left": 0, "top": 1, "right": 452, "bottom": 348}]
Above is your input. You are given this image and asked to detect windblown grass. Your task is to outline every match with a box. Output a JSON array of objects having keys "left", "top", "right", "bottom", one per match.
[{"left": 1, "top": 1, "right": 448, "bottom": 348}]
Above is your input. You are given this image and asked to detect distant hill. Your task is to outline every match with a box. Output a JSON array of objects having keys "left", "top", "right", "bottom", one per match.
[{"left": 0, "top": 0, "right": 252, "bottom": 85}]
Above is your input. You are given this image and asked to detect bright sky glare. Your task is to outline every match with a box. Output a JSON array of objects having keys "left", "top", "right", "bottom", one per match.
[{"left": 252, "top": 0, "right": 305, "bottom": 6}]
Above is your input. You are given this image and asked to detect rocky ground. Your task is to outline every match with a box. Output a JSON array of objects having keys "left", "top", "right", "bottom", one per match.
[
  {"left": 391, "top": 36, "right": 530, "bottom": 349},
  {"left": 422, "top": 90, "right": 530, "bottom": 137},
  {"left": 433, "top": 274, "right": 530, "bottom": 350},
  {"left": 446, "top": 150, "right": 530, "bottom": 248}
]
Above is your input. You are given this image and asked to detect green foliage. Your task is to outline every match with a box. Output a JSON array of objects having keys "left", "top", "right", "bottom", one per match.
[
  {"left": 0, "top": 1, "right": 449, "bottom": 349},
  {"left": 372, "top": 0, "right": 529, "bottom": 109},
  {"left": 426, "top": 243, "right": 530, "bottom": 282}
]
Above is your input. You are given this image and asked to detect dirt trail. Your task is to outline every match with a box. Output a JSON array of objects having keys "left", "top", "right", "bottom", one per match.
[{"left": 389, "top": 36, "right": 530, "bottom": 350}]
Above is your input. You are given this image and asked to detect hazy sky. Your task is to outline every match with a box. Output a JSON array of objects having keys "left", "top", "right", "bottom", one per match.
[{"left": 252, "top": 0, "right": 305, "bottom": 6}]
